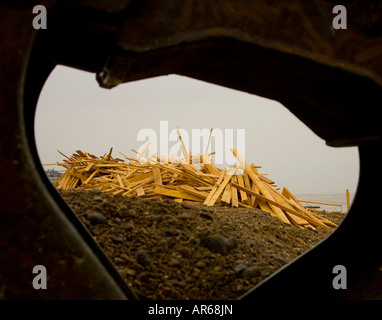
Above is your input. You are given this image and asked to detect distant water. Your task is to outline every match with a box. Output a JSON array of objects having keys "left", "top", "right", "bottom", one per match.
[{"left": 294, "top": 193, "right": 355, "bottom": 213}]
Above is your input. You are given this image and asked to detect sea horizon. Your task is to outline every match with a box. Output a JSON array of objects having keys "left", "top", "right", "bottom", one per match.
[{"left": 294, "top": 192, "right": 355, "bottom": 213}]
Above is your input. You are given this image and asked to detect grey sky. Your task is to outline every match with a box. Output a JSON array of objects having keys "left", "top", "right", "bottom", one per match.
[{"left": 35, "top": 65, "right": 359, "bottom": 194}]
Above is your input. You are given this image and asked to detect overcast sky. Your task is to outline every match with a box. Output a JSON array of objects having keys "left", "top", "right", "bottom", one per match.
[{"left": 34, "top": 65, "right": 359, "bottom": 194}]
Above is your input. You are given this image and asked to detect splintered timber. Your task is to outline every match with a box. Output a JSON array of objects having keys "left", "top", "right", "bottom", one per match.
[{"left": 45, "top": 130, "right": 340, "bottom": 229}]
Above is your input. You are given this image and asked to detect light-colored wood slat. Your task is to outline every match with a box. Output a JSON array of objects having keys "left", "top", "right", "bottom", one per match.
[
  {"left": 263, "top": 183, "right": 308, "bottom": 226},
  {"left": 231, "top": 176, "right": 239, "bottom": 208},
  {"left": 221, "top": 184, "right": 232, "bottom": 204},
  {"left": 154, "top": 186, "right": 204, "bottom": 201},
  {"left": 346, "top": 189, "right": 350, "bottom": 211},
  {"left": 177, "top": 127, "right": 190, "bottom": 162},
  {"left": 84, "top": 162, "right": 94, "bottom": 171},
  {"left": 136, "top": 187, "right": 145, "bottom": 197},
  {"left": 203, "top": 169, "right": 226, "bottom": 206},
  {"left": 282, "top": 187, "right": 309, "bottom": 212},
  {"left": 206, "top": 173, "right": 233, "bottom": 206},
  {"left": 231, "top": 149, "right": 290, "bottom": 224},
  {"left": 202, "top": 155, "right": 221, "bottom": 175},
  {"left": 296, "top": 198, "right": 342, "bottom": 207},
  {"left": 83, "top": 169, "right": 100, "bottom": 185},
  {"left": 258, "top": 200, "right": 275, "bottom": 216},
  {"left": 195, "top": 186, "right": 213, "bottom": 191},
  {"left": 231, "top": 182, "right": 329, "bottom": 228},
  {"left": 243, "top": 171, "right": 254, "bottom": 205},
  {"left": 49, "top": 147, "right": 338, "bottom": 230},
  {"left": 179, "top": 185, "right": 210, "bottom": 199},
  {"left": 236, "top": 174, "right": 247, "bottom": 203},
  {"left": 153, "top": 167, "right": 163, "bottom": 185},
  {"left": 258, "top": 174, "right": 274, "bottom": 185},
  {"left": 270, "top": 186, "right": 331, "bottom": 228},
  {"left": 117, "top": 174, "right": 124, "bottom": 188},
  {"left": 126, "top": 172, "right": 153, "bottom": 184}
]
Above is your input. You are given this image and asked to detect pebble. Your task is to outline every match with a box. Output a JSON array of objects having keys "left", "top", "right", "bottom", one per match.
[
  {"left": 93, "top": 195, "right": 103, "bottom": 202},
  {"left": 212, "top": 266, "right": 221, "bottom": 272},
  {"left": 111, "top": 234, "right": 125, "bottom": 243},
  {"left": 127, "top": 209, "right": 137, "bottom": 217},
  {"left": 234, "top": 264, "right": 250, "bottom": 274},
  {"left": 189, "top": 237, "right": 200, "bottom": 246},
  {"left": 242, "top": 266, "right": 263, "bottom": 279},
  {"left": 181, "top": 202, "right": 197, "bottom": 210},
  {"left": 125, "top": 268, "right": 136, "bottom": 276},
  {"left": 165, "top": 229, "right": 181, "bottom": 237},
  {"left": 176, "top": 246, "right": 192, "bottom": 258},
  {"left": 87, "top": 212, "right": 105, "bottom": 225},
  {"left": 195, "top": 261, "right": 206, "bottom": 269},
  {"left": 124, "top": 221, "right": 135, "bottom": 230},
  {"left": 200, "top": 213, "right": 213, "bottom": 220},
  {"left": 162, "top": 287, "right": 181, "bottom": 299},
  {"left": 159, "top": 239, "right": 168, "bottom": 249},
  {"left": 114, "top": 257, "right": 125, "bottom": 264},
  {"left": 235, "top": 284, "right": 245, "bottom": 292},
  {"left": 135, "top": 250, "right": 150, "bottom": 266},
  {"left": 274, "top": 256, "right": 289, "bottom": 265},
  {"left": 168, "top": 259, "right": 181, "bottom": 267},
  {"left": 245, "top": 239, "right": 257, "bottom": 247},
  {"left": 200, "top": 235, "right": 238, "bottom": 255}
]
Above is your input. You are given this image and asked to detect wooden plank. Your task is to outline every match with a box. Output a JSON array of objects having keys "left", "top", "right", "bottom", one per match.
[
  {"left": 258, "top": 200, "right": 275, "bottom": 216},
  {"left": 231, "top": 182, "right": 329, "bottom": 228},
  {"left": 126, "top": 172, "right": 153, "bottom": 184},
  {"left": 231, "top": 149, "right": 290, "bottom": 224},
  {"left": 231, "top": 176, "right": 239, "bottom": 208},
  {"left": 177, "top": 127, "right": 189, "bottom": 161},
  {"left": 236, "top": 174, "right": 248, "bottom": 203},
  {"left": 202, "top": 155, "right": 221, "bottom": 175},
  {"left": 207, "top": 174, "right": 232, "bottom": 206},
  {"left": 282, "top": 187, "right": 308, "bottom": 211},
  {"left": 221, "top": 184, "right": 232, "bottom": 204},
  {"left": 122, "top": 176, "right": 154, "bottom": 195},
  {"left": 153, "top": 167, "right": 163, "bottom": 185},
  {"left": 117, "top": 174, "right": 124, "bottom": 188},
  {"left": 135, "top": 142, "right": 151, "bottom": 161},
  {"left": 203, "top": 169, "right": 226, "bottom": 205},
  {"left": 179, "top": 185, "right": 209, "bottom": 199},
  {"left": 83, "top": 169, "right": 99, "bottom": 185},
  {"left": 204, "top": 170, "right": 232, "bottom": 206},
  {"left": 296, "top": 198, "right": 342, "bottom": 207},
  {"left": 195, "top": 186, "right": 213, "bottom": 191},
  {"left": 84, "top": 162, "right": 94, "bottom": 171},
  {"left": 154, "top": 186, "right": 204, "bottom": 201},
  {"left": 243, "top": 172, "right": 254, "bottom": 205},
  {"left": 136, "top": 187, "right": 145, "bottom": 197},
  {"left": 346, "top": 189, "right": 350, "bottom": 211},
  {"left": 263, "top": 183, "right": 309, "bottom": 226},
  {"left": 249, "top": 181, "right": 275, "bottom": 215},
  {"left": 258, "top": 174, "right": 274, "bottom": 185},
  {"left": 270, "top": 186, "right": 333, "bottom": 228}
]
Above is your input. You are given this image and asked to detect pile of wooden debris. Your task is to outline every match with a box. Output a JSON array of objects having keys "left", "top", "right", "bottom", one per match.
[{"left": 46, "top": 139, "right": 337, "bottom": 229}]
